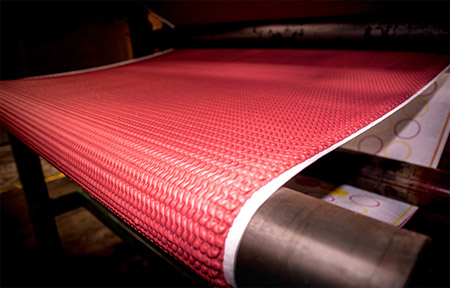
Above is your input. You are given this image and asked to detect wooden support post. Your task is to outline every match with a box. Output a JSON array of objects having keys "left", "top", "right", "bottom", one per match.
[{"left": 8, "top": 132, "right": 63, "bottom": 256}]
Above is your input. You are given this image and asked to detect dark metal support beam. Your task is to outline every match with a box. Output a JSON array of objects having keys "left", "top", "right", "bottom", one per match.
[
  {"left": 8, "top": 132, "right": 64, "bottom": 256},
  {"left": 76, "top": 190, "right": 207, "bottom": 287}
]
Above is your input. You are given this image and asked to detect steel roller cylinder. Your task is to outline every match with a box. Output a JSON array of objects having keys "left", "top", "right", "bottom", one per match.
[{"left": 235, "top": 187, "right": 429, "bottom": 287}]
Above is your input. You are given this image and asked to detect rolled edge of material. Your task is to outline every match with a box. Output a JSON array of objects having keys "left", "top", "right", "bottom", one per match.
[
  {"left": 222, "top": 64, "right": 449, "bottom": 287},
  {"left": 234, "top": 187, "right": 429, "bottom": 287}
]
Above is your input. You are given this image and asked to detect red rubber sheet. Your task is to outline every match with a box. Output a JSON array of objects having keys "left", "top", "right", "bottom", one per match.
[{"left": 0, "top": 49, "right": 448, "bottom": 286}]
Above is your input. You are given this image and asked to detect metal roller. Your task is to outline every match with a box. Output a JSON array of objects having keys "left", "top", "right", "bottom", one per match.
[{"left": 235, "top": 187, "right": 429, "bottom": 287}]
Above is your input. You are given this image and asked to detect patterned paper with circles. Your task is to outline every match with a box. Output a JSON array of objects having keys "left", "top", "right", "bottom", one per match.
[
  {"left": 342, "top": 70, "right": 450, "bottom": 168},
  {"left": 285, "top": 175, "right": 417, "bottom": 227}
]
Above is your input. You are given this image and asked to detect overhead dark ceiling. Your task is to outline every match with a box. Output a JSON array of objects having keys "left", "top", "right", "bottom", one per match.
[{"left": 143, "top": 0, "right": 449, "bottom": 26}]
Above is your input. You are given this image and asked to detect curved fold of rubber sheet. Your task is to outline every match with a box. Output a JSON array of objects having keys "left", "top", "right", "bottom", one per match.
[{"left": 0, "top": 49, "right": 448, "bottom": 286}]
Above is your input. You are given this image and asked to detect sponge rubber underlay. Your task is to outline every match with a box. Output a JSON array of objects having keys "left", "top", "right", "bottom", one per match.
[{"left": 0, "top": 49, "right": 448, "bottom": 286}]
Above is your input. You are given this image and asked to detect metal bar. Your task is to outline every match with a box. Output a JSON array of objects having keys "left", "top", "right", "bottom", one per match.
[
  {"left": 235, "top": 187, "right": 430, "bottom": 287},
  {"left": 284, "top": 148, "right": 449, "bottom": 286},
  {"left": 175, "top": 21, "right": 449, "bottom": 53},
  {"left": 50, "top": 191, "right": 84, "bottom": 217},
  {"left": 8, "top": 132, "right": 63, "bottom": 256},
  {"left": 300, "top": 148, "right": 450, "bottom": 212},
  {"left": 76, "top": 190, "right": 207, "bottom": 287}
]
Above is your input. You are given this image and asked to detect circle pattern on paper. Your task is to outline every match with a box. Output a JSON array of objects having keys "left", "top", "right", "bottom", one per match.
[
  {"left": 350, "top": 194, "right": 381, "bottom": 207},
  {"left": 402, "top": 98, "right": 429, "bottom": 118},
  {"left": 394, "top": 118, "right": 421, "bottom": 140},
  {"left": 369, "top": 117, "right": 392, "bottom": 135},
  {"left": 357, "top": 135, "right": 384, "bottom": 155},
  {"left": 383, "top": 140, "right": 412, "bottom": 160},
  {"left": 335, "top": 201, "right": 368, "bottom": 214}
]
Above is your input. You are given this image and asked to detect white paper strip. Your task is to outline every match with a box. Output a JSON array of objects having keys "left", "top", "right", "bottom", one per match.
[{"left": 342, "top": 70, "right": 450, "bottom": 168}]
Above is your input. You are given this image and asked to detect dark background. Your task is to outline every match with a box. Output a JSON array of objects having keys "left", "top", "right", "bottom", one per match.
[
  {"left": 1, "top": 0, "right": 448, "bottom": 79},
  {"left": 0, "top": 0, "right": 449, "bottom": 287}
]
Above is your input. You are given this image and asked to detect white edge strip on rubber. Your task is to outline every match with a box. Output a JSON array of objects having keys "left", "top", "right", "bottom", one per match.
[
  {"left": 223, "top": 63, "right": 450, "bottom": 287},
  {"left": 22, "top": 48, "right": 174, "bottom": 80}
]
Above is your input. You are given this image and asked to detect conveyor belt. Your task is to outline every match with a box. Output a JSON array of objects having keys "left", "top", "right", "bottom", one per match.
[{"left": 0, "top": 49, "right": 448, "bottom": 286}]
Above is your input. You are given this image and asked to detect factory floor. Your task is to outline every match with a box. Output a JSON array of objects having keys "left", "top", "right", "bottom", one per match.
[{"left": 0, "top": 143, "right": 196, "bottom": 287}]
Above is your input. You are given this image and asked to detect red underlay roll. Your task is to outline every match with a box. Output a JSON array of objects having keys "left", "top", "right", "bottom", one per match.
[{"left": 0, "top": 49, "right": 448, "bottom": 286}]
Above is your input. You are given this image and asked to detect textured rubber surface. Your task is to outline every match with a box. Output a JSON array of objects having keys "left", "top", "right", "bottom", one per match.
[{"left": 0, "top": 49, "right": 447, "bottom": 286}]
